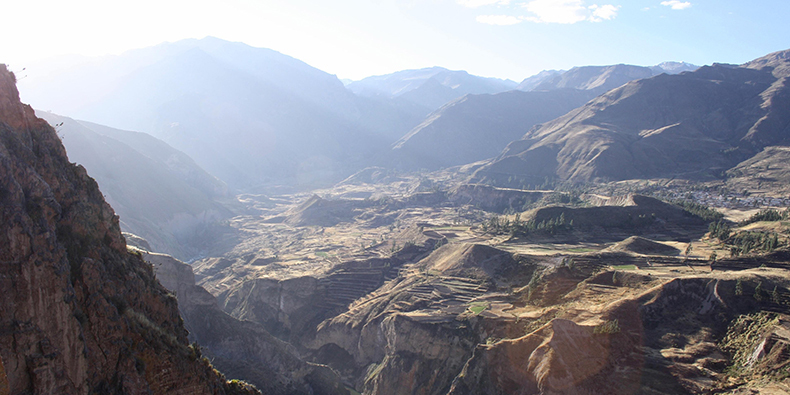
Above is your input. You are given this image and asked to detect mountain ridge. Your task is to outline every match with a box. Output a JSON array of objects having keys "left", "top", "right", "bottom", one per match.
[
  {"left": 389, "top": 88, "right": 597, "bottom": 170},
  {"left": 36, "top": 110, "right": 230, "bottom": 261},
  {"left": 470, "top": 49, "right": 790, "bottom": 187},
  {"left": 347, "top": 66, "right": 518, "bottom": 112},
  {"left": 19, "top": 37, "right": 423, "bottom": 192}
]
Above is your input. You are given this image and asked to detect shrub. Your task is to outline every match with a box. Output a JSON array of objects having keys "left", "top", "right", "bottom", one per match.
[{"left": 593, "top": 319, "right": 620, "bottom": 334}]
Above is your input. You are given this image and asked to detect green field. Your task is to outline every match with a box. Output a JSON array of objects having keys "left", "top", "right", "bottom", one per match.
[{"left": 468, "top": 302, "right": 489, "bottom": 315}]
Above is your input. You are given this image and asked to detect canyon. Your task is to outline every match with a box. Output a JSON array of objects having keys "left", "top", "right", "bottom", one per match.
[{"left": 4, "top": 41, "right": 790, "bottom": 395}]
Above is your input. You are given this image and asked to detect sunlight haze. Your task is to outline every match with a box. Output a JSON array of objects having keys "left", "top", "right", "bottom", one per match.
[{"left": 3, "top": 0, "right": 789, "bottom": 81}]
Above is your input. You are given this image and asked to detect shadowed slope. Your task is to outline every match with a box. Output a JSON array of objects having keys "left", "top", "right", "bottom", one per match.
[
  {"left": 37, "top": 111, "right": 230, "bottom": 260},
  {"left": 472, "top": 50, "right": 790, "bottom": 187}
]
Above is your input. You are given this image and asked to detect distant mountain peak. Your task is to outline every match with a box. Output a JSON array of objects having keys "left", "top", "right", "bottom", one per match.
[
  {"left": 518, "top": 62, "right": 699, "bottom": 93},
  {"left": 347, "top": 66, "right": 517, "bottom": 112},
  {"left": 531, "top": 64, "right": 654, "bottom": 93},
  {"left": 651, "top": 61, "right": 699, "bottom": 75},
  {"left": 517, "top": 70, "right": 565, "bottom": 91}
]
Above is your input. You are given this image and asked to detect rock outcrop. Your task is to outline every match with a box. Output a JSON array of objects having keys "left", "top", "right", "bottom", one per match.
[
  {"left": 308, "top": 243, "right": 532, "bottom": 394},
  {"left": 144, "top": 250, "right": 348, "bottom": 395},
  {"left": 0, "top": 64, "right": 257, "bottom": 394},
  {"left": 447, "top": 318, "right": 637, "bottom": 395},
  {"left": 448, "top": 272, "right": 790, "bottom": 395}
]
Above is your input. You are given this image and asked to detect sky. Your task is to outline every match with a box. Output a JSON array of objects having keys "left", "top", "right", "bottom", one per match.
[{"left": 2, "top": 0, "right": 789, "bottom": 81}]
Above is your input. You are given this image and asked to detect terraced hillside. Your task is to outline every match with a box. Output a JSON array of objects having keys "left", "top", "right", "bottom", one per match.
[{"left": 185, "top": 169, "right": 790, "bottom": 395}]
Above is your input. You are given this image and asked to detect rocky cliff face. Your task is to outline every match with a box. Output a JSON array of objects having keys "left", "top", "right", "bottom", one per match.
[
  {"left": 0, "top": 64, "right": 257, "bottom": 394},
  {"left": 448, "top": 274, "right": 790, "bottom": 395},
  {"left": 302, "top": 237, "right": 790, "bottom": 394},
  {"left": 143, "top": 249, "right": 348, "bottom": 395},
  {"left": 307, "top": 244, "right": 533, "bottom": 394}
]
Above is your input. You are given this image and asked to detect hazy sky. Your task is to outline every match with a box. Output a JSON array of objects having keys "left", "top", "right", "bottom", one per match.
[{"left": 2, "top": 0, "right": 789, "bottom": 81}]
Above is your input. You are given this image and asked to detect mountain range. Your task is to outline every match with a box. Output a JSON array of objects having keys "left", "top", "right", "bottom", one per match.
[
  {"left": 519, "top": 62, "right": 698, "bottom": 93},
  {"left": 347, "top": 66, "right": 518, "bottom": 112},
  {"left": 389, "top": 89, "right": 596, "bottom": 170},
  {"left": 20, "top": 37, "right": 712, "bottom": 193},
  {"left": 20, "top": 37, "right": 424, "bottom": 191},
  {"left": 387, "top": 62, "right": 700, "bottom": 171},
  {"left": 470, "top": 50, "right": 790, "bottom": 187}
]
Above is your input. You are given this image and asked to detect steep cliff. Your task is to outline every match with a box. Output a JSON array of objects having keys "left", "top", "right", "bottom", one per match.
[
  {"left": 306, "top": 238, "right": 790, "bottom": 394},
  {"left": 308, "top": 244, "right": 534, "bottom": 394},
  {"left": 144, "top": 250, "right": 348, "bottom": 395},
  {"left": 0, "top": 64, "right": 257, "bottom": 394},
  {"left": 448, "top": 274, "right": 790, "bottom": 395}
]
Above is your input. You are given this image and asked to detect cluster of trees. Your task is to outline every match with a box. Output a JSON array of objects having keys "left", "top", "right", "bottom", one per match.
[
  {"left": 734, "top": 279, "right": 783, "bottom": 304},
  {"left": 709, "top": 220, "right": 732, "bottom": 241},
  {"left": 540, "top": 191, "right": 583, "bottom": 206},
  {"left": 671, "top": 199, "right": 724, "bottom": 222},
  {"left": 622, "top": 213, "right": 657, "bottom": 229},
  {"left": 727, "top": 231, "right": 782, "bottom": 257},
  {"left": 738, "top": 208, "right": 790, "bottom": 226},
  {"left": 709, "top": 219, "right": 784, "bottom": 256},
  {"left": 481, "top": 212, "right": 573, "bottom": 236}
]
